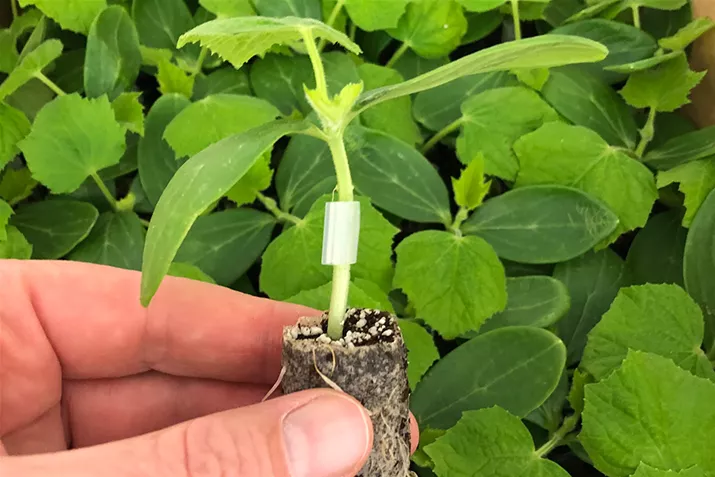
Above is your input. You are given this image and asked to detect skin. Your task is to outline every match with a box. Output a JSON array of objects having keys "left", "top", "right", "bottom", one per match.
[
  {"left": 0, "top": 260, "right": 419, "bottom": 476},
  {"left": 687, "top": 0, "right": 715, "bottom": 127}
]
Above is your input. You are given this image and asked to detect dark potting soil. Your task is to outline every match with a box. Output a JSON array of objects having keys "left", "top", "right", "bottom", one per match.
[{"left": 281, "top": 309, "right": 412, "bottom": 476}]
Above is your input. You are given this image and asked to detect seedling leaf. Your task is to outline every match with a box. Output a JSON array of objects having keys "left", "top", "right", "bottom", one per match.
[
  {"left": 452, "top": 153, "right": 491, "bottom": 212},
  {"left": 657, "top": 159, "right": 715, "bottom": 227},
  {"left": 177, "top": 16, "right": 361, "bottom": 69},
  {"left": 111, "top": 92, "right": 145, "bottom": 136},
  {"left": 69, "top": 211, "right": 146, "bottom": 270},
  {"left": 18, "top": 0, "right": 105, "bottom": 34},
  {"left": 0, "top": 102, "right": 31, "bottom": 170},
  {"left": 659, "top": 17, "right": 715, "bottom": 51},
  {"left": 399, "top": 319, "right": 440, "bottom": 391},
  {"left": 0, "top": 39, "right": 63, "bottom": 102},
  {"left": 345, "top": 0, "right": 412, "bottom": 31}
]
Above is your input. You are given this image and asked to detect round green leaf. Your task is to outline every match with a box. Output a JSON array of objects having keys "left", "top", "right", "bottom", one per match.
[
  {"left": 411, "top": 326, "right": 566, "bottom": 429},
  {"left": 625, "top": 210, "right": 686, "bottom": 287},
  {"left": 10, "top": 199, "right": 99, "bottom": 259},
  {"left": 0, "top": 225, "right": 33, "bottom": 259},
  {"left": 462, "top": 185, "right": 619, "bottom": 264},
  {"left": 68, "top": 211, "right": 146, "bottom": 270}
]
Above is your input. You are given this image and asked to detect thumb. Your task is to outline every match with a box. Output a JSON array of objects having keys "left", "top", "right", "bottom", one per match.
[{"left": 0, "top": 389, "right": 373, "bottom": 477}]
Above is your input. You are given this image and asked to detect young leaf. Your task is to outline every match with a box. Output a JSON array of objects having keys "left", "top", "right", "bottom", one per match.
[
  {"left": 286, "top": 279, "right": 394, "bottom": 313},
  {"left": 132, "top": 0, "right": 197, "bottom": 56},
  {"left": 684, "top": 190, "right": 715, "bottom": 353},
  {"left": 164, "top": 94, "right": 279, "bottom": 159},
  {"left": 357, "top": 64, "right": 422, "bottom": 146},
  {"left": 411, "top": 326, "right": 566, "bottom": 429},
  {"left": 10, "top": 199, "right": 99, "bottom": 259},
  {"left": 138, "top": 94, "right": 191, "bottom": 206},
  {"left": 200, "top": 0, "right": 256, "bottom": 17},
  {"left": 0, "top": 30, "right": 19, "bottom": 74},
  {"left": 475, "top": 276, "right": 571, "bottom": 334},
  {"left": 0, "top": 102, "right": 31, "bottom": 170},
  {"left": 541, "top": 69, "right": 639, "bottom": 149},
  {"left": 0, "top": 167, "right": 37, "bottom": 205},
  {"left": 426, "top": 407, "right": 570, "bottom": 477},
  {"left": 355, "top": 34, "right": 608, "bottom": 113},
  {"left": 514, "top": 67, "right": 550, "bottom": 91},
  {"left": 549, "top": 19, "right": 657, "bottom": 84},
  {"left": 346, "top": 126, "right": 452, "bottom": 224},
  {"left": 582, "top": 284, "right": 714, "bottom": 382},
  {"left": 659, "top": 17, "right": 715, "bottom": 51},
  {"left": 658, "top": 159, "right": 715, "bottom": 227},
  {"left": 140, "top": 119, "right": 308, "bottom": 305},
  {"left": 177, "top": 16, "right": 361, "bottom": 70},
  {"left": 399, "top": 319, "right": 440, "bottom": 391},
  {"left": 625, "top": 210, "right": 686, "bottom": 286},
  {"left": 0, "top": 225, "right": 32, "bottom": 259},
  {"left": 69, "top": 211, "right": 146, "bottom": 270},
  {"left": 619, "top": 54, "right": 706, "bottom": 112},
  {"left": 452, "top": 153, "right": 490, "bottom": 212},
  {"left": 226, "top": 155, "right": 273, "bottom": 206},
  {"left": 553, "top": 249, "right": 626, "bottom": 365},
  {"left": 462, "top": 10, "right": 503, "bottom": 43},
  {"left": 175, "top": 208, "right": 276, "bottom": 285},
  {"left": 0, "top": 199, "right": 12, "bottom": 241},
  {"left": 84, "top": 5, "right": 142, "bottom": 99},
  {"left": 345, "top": 0, "right": 412, "bottom": 31},
  {"left": 253, "top": 0, "right": 321, "bottom": 18},
  {"left": 393, "top": 230, "right": 507, "bottom": 339},
  {"left": 19, "top": 94, "right": 126, "bottom": 194},
  {"left": 462, "top": 185, "right": 619, "bottom": 264},
  {"left": 644, "top": 126, "right": 715, "bottom": 171},
  {"left": 456, "top": 86, "right": 560, "bottom": 180},
  {"left": 193, "top": 67, "right": 252, "bottom": 99},
  {"left": 18, "top": 0, "right": 105, "bottom": 34},
  {"left": 156, "top": 59, "right": 195, "bottom": 99},
  {"left": 111, "top": 92, "right": 145, "bottom": 136},
  {"left": 514, "top": 122, "right": 657, "bottom": 244},
  {"left": 0, "top": 39, "right": 62, "bottom": 102},
  {"left": 580, "top": 351, "right": 715, "bottom": 477},
  {"left": 387, "top": 0, "right": 468, "bottom": 59},
  {"left": 413, "top": 71, "right": 516, "bottom": 132},
  {"left": 275, "top": 134, "right": 336, "bottom": 215},
  {"left": 260, "top": 194, "right": 398, "bottom": 299}
]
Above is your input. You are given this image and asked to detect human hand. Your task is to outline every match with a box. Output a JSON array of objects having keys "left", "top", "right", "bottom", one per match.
[{"left": 0, "top": 260, "right": 419, "bottom": 476}]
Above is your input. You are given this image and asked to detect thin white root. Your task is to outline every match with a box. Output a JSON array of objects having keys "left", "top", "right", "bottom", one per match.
[
  {"left": 261, "top": 366, "right": 286, "bottom": 402},
  {"left": 311, "top": 348, "right": 374, "bottom": 417}
]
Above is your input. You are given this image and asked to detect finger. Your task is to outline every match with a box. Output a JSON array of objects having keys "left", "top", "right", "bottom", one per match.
[
  {"left": 0, "top": 260, "right": 319, "bottom": 383},
  {"left": 1, "top": 405, "right": 66, "bottom": 455},
  {"left": 410, "top": 414, "right": 419, "bottom": 453},
  {"left": 0, "top": 389, "right": 373, "bottom": 477},
  {"left": 62, "top": 372, "right": 269, "bottom": 447}
]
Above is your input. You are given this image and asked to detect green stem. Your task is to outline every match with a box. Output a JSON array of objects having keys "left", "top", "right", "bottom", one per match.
[
  {"left": 191, "top": 47, "right": 208, "bottom": 78},
  {"left": 449, "top": 207, "right": 469, "bottom": 236},
  {"left": 139, "top": 217, "right": 151, "bottom": 228},
  {"left": 11, "top": 0, "right": 18, "bottom": 19},
  {"left": 256, "top": 191, "right": 301, "bottom": 225},
  {"left": 90, "top": 173, "right": 118, "bottom": 211},
  {"left": 632, "top": 5, "right": 641, "bottom": 29},
  {"left": 326, "top": 133, "right": 355, "bottom": 340},
  {"left": 422, "top": 118, "right": 463, "bottom": 154},
  {"left": 302, "top": 29, "right": 329, "bottom": 99},
  {"left": 318, "top": 0, "right": 346, "bottom": 51},
  {"left": 511, "top": 0, "right": 522, "bottom": 41},
  {"left": 535, "top": 413, "right": 580, "bottom": 458},
  {"left": 35, "top": 72, "right": 66, "bottom": 96},
  {"left": 386, "top": 42, "right": 409, "bottom": 68},
  {"left": 349, "top": 21, "right": 357, "bottom": 42},
  {"left": 635, "top": 107, "right": 656, "bottom": 158}
]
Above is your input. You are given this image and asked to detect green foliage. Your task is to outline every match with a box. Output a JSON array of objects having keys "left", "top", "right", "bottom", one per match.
[{"left": 4, "top": 1, "right": 713, "bottom": 473}]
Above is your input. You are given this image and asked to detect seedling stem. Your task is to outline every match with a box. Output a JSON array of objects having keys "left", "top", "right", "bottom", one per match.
[
  {"left": 11, "top": 0, "right": 18, "bottom": 19},
  {"left": 90, "top": 172, "right": 119, "bottom": 211},
  {"left": 422, "top": 117, "right": 463, "bottom": 154},
  {"left": 256, "top": 191, "right": 302, "bottom": 225},
  {"left": 303, "top": 29, "right": 358, "bottom": 340},
  {"left": 319, "top": 0, "right": 346, "bottom": 51},
  {"left": 386, "top": 42, "right": 410, "bottom": 68},
  {"left": 36, "top": 73, "right": 67, "bottom": 97},
  {"left": 632, "top": 6, "right": 641, "bottom": 29},
  {"left": 635, "top": 107, "right": 656, "bottom": 158}
]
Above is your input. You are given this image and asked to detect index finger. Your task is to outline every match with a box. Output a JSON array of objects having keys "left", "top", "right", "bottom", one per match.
[{"left": 0, "top": 259, "right": 320, "bottom": 384}]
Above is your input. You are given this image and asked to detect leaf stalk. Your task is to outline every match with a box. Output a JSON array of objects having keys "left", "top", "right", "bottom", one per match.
[
  {"left": 632, "top": 5, "right": 641, "bottom": 29},
  {"left": 35, "top": 73, "right": 67, "bottom": 96},
  {"left": 90, "top": 172, "right": 119, "bottom": 212},
  {"left": 302, "top": 29, "right": 329, "bottom": 100},
  {"left": 11, "top": 0, "right": 18, "bottom": 19},
  {"left": 318, "top": 0, "right": 346, "bottom": 51},
  {"left": 421, "top": 118, "right": 463, "bottom": 154},
  {"left": 256, "top": 191, "right": 302, "bottom": 225},
  {"left": 191, "top": 47, "right": 209, "bottom": 78},
  {"left": 510, "top": 0, "right": 522, "bottom": 41},
  {"left": 635, "top": 107, "right": 656, "bottom": 158},
  {"left": 535, "top": 413, "right": 580, "bottom": 458},
  {"left": 386, "top": 42, "right": 409, "bottom": 68}
]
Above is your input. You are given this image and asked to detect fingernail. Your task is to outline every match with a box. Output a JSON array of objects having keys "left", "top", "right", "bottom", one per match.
[{"left": 283, "top": 394, "right": 371, "bottom": 477}]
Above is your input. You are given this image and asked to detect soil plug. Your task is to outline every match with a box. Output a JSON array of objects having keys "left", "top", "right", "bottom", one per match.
[{"left": 281, "top": 308, "right": 411, "bottom": 477}]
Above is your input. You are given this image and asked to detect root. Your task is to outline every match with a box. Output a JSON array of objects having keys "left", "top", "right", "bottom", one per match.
[
  {"left": 261, "top": 366, "right": 286, "bottom": 402},
  {"left": 312, "top": 348, "right": 344, "bottom": 393}
]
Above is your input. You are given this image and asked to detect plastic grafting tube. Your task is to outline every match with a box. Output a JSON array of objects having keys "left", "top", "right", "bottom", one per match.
[{"left": 322, "top": 201, "right": 360, "bottom": 265}]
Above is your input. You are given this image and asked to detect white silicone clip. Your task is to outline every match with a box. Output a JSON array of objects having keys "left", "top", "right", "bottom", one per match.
[{"left": 322, "top": 201, "right": 360, "bottom": 265}]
